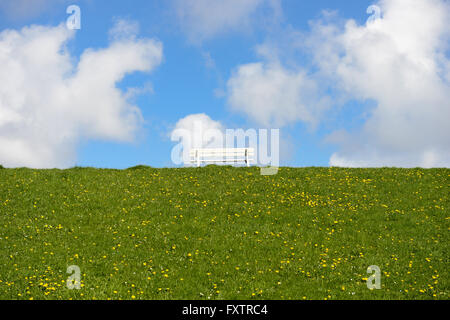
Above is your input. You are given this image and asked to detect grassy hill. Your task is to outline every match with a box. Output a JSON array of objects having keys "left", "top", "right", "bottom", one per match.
[{"left": 0, "top": 166, "right": 448, "bottom": 300}]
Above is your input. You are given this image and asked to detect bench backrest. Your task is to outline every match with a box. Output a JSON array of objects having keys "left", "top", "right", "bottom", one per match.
[{"left": 189, "top": 148, "right": 254, "bottom": 158}]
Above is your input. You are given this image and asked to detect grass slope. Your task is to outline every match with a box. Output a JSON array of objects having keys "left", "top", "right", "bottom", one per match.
[{"left": 0, "top": 166, "right": 448, "bottom": 300}]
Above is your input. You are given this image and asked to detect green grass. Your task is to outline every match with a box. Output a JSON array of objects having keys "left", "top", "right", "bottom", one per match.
[{"left": 0, "top": 166, "right": 448, "bottom": 300}]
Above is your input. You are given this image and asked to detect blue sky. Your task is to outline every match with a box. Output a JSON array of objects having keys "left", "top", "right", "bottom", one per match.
[{"left": 0, "top": 0, "right": 449, "bottom": 169}]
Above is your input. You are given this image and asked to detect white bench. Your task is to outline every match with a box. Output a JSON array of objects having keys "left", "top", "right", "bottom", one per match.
[{"left": 189, "top": 148, "right": 254, "bottom": 167}]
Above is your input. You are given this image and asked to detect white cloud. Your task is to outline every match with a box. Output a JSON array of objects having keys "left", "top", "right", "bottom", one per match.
[
  {"left": 170, "top": 113, "right": 224, "bottom": 149},
  {"left": 0, "top": 22, "right": 163, "bottom": 168},
  {"left": 109, "top": 18, "right": 140, "bottom": 42},
  {"left": 306, "top": 0, "right": 450, "bottom": 167},
  {"left": 174, "top": 0, "right": 281, "bottom": 43},
  {"left": 227, "top": 60, "right": 329, "bottom": 128},
  {"left": 226, "top": 0, "right": 450, "bottom": 167}
]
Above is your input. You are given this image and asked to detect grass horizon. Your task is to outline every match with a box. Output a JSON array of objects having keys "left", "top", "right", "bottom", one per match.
[{"left": 0, "top": 166, "right": 448, "bottom": 300}]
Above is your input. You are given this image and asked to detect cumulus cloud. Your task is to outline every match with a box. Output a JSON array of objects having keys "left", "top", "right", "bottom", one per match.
[
  {"left": 0, "top": 21, "right": 163, "bottom": 168},
  {"left": 307, "top": 0, "right": 450, "bottom": 167},
  {"left": 170, "top": 113, "right": 224, "bottom": 148},
  {"left": 174, "top": 0, "right": 281, "bottom": 43},
  {"left": 226, "top": 0, "right": 450, "bottom": 167},
  {"left": 227, "top": 60, "right": 329, "bottom": 128}
]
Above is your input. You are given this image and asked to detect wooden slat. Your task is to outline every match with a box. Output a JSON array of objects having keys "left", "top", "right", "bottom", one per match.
[
  {"left": 189, "top": 148, "right": 254, "bottom": 156},
  {"left": 190, "top": 159, "right": 253, "bottom": 162}
]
